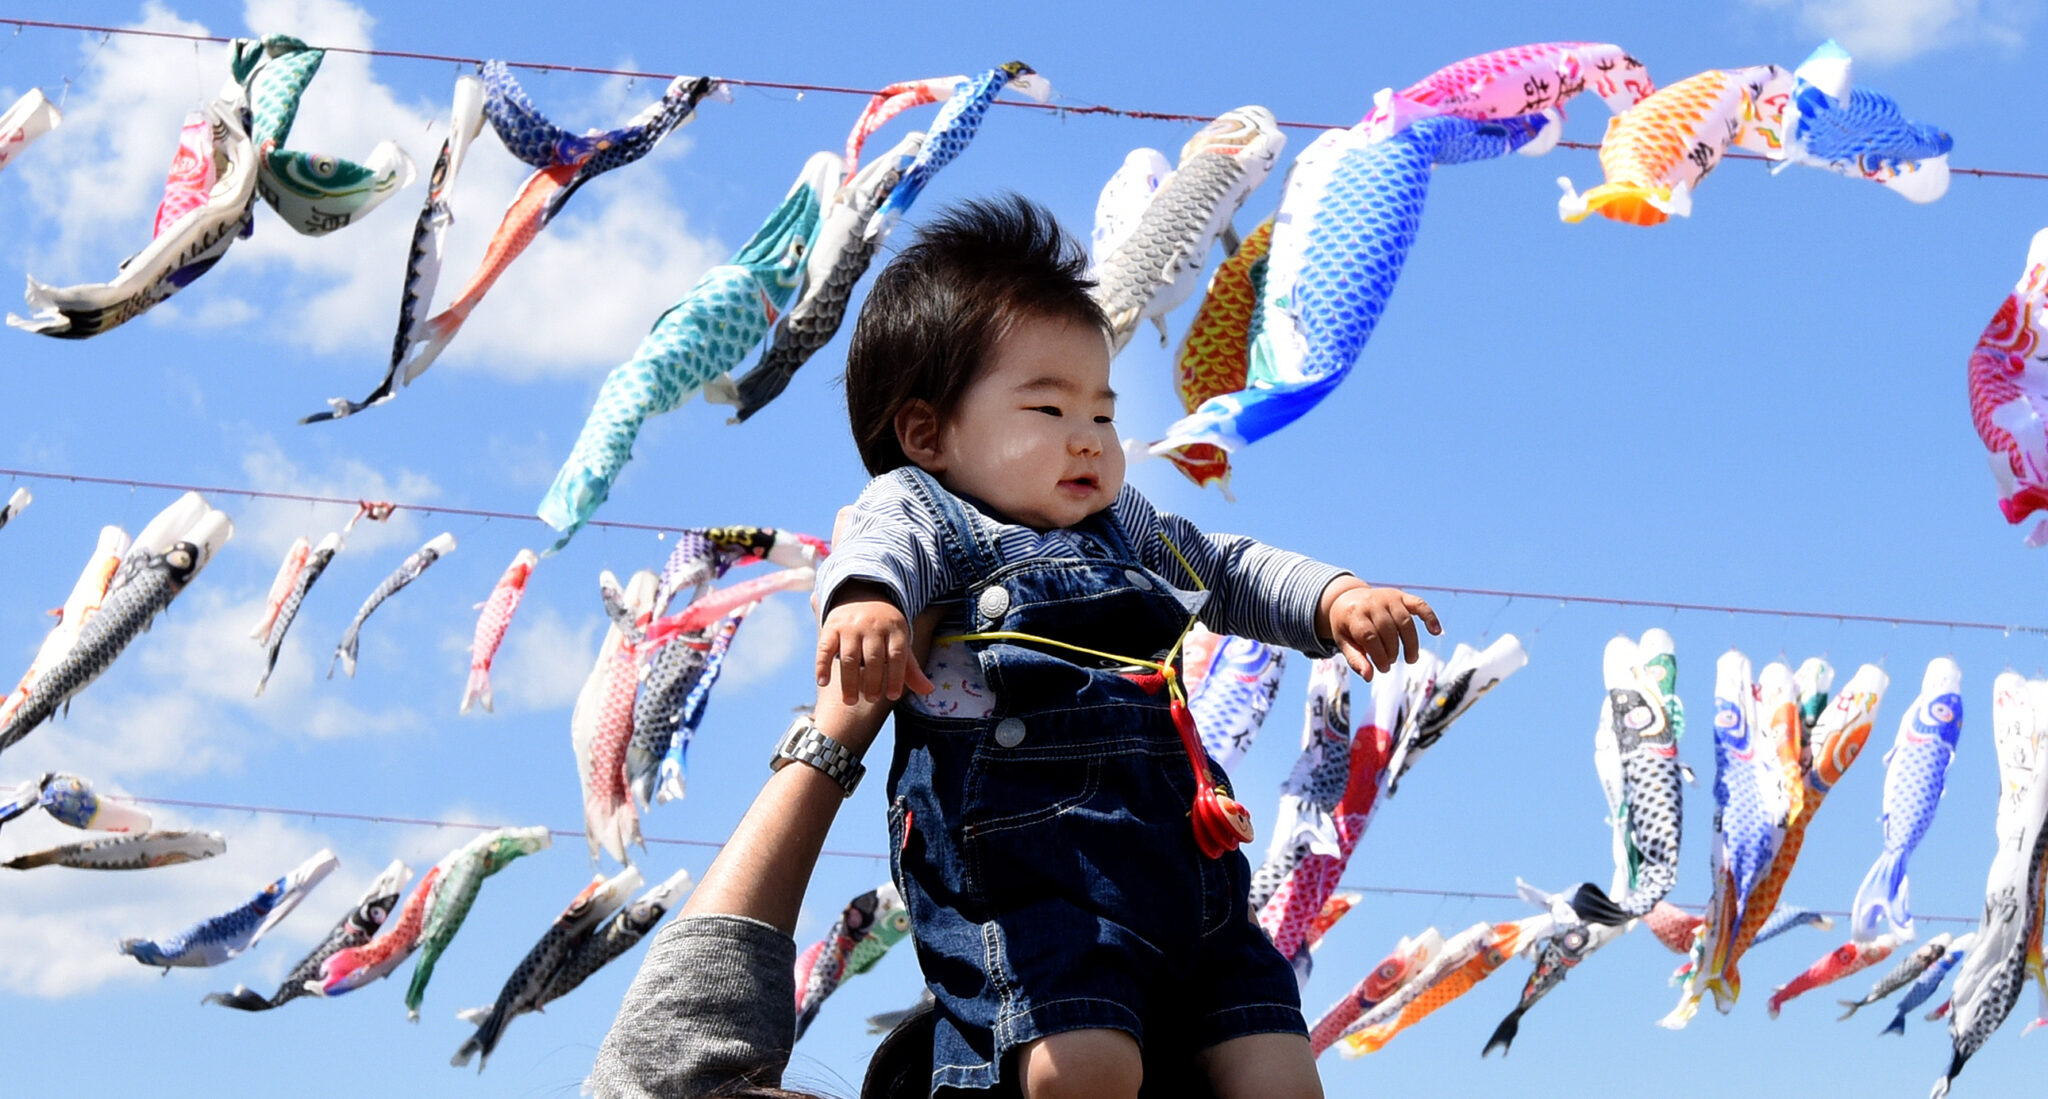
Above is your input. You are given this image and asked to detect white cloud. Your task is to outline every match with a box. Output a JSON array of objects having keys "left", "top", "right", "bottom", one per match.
[
  {"left": 430, "top": 158, "right": 725, "bottom": 380},
  {"left": 9, "top": 2, "right": 212, "bottom": 271},
  {"left": 485, "top": 429, "right": 569, "bottom": 492},
  {"left": 488, "top": 604, "right": 601, "bottom": 714},
  {"left": 5, "top": 580, "right": 425, "bottom": 782},
  {"left": 1752, "top": 0, "right": 2033, "bottom": 61},
  {"left": 148, "top": 292, "right": 259, "bottom": 330},
  {"left": 483, "top": 583, "right": 807, "bottom": 717},
  {"left": 13, "top": 0, "right": 724, "bottom": 380},
  {"left": 16, "top": 688, "right": 237, "bottom": 779},
  {"left": 0, "top": 442, "right": 436, "bottom": 779},
  {"left": 0, "top": 804, "right": 348, "bottom": 997},
  {"left": 719, "top": 595, "right": 804, "bottom": 690},
  {"left": 0, "top": 797, "right": 520, "bottom": 997},
  {"left": 236, "top": 437, "right": 437, "bottom": 558}
]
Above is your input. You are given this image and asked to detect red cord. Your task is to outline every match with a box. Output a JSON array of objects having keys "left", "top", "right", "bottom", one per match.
[
  {"left": 1171, "top": 698, "right": 1254, "bottom": 858},
  {"left": 1123, "top": 670, "right": 1251, "bottom": 857}
]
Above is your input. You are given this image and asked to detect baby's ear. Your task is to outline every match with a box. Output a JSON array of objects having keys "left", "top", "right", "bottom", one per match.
[{"left": 894, "top": 400, "right": 945, "bottom": 469}]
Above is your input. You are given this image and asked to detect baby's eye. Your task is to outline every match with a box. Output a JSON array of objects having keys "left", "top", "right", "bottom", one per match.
[
  {"left": 1093, "top": 415, "right": 1114, "bottom": 424},
  {"left": 1027, "top": 405, "right": 1062, "bottom": 417}
]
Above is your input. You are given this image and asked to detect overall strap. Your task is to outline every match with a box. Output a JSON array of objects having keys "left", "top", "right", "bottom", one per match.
[
  {"left": 1076, "top": 489, "right": 1142, "bottom": 564},
  {"left": 887, "top": 465, "right": 1001, "bottom": 587}
]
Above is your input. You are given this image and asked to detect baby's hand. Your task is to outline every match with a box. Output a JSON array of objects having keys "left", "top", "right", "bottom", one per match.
[
  {"left": 816, "top": 582, "right": 936, "bottom": 705},
  {"left": 1320, "top": 581, "right": 1442, "bottom": 680}
]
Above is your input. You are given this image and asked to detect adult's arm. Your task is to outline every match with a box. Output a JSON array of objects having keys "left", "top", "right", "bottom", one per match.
[{"left": 589, "top": 608, "right": 924, "bottom": 1098}]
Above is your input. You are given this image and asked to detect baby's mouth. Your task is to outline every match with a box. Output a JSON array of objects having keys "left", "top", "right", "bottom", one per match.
[{"left": 1057, "top": 475, "right": 1099, "bottom": 496}]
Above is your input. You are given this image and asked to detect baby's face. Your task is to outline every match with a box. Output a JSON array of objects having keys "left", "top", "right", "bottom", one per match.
[{"left": 930, "top": 314, "right": 1123, "bottom": 530}]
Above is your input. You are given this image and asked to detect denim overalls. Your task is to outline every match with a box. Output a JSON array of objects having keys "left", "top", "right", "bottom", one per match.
[{"left": 882, "top": 468, "right": 1303, "bottom": 1093}]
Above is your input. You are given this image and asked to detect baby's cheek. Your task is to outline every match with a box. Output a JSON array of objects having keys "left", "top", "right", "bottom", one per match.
[
  {"left": 1100, "top": 434, "right": 1127, "bottom": 490},
  {"left": 991, "top": 432, "right": 1048, "bottom": 467}
]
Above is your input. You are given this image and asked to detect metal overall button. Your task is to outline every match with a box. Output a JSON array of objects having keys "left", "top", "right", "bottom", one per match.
[
  {"left": 993, "top": 717, "right": 1027, "bottom": 748},
  {"left": 1122, "top": 569, "right": 1152, "bottom": 591},
  {"left": 977, "top": 586, "right": 1010, "bottom": 624}
]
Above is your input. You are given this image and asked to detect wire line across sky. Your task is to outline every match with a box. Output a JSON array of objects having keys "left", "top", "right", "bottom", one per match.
[
  {"left": 6, "top": 14, "right": 2048, "bottom": 181},
  {"left": 105, "top": 792, "right": 1983, "bottom": 926},
  {"left": 0, "top": 462, "right": 2040, "bottom": 635}
]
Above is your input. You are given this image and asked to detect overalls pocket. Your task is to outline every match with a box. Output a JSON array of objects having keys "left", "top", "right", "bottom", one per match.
[{"left": 959, "top": 751, "right": 1104, "bottom": 909}]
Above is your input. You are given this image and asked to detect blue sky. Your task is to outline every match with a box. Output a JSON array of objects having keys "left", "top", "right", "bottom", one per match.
[{"left": 0, "top": 0, "right": 2044, "bottom": 1095}]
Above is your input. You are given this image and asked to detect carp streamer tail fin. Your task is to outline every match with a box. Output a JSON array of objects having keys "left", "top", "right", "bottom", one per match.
[
  {"left": 461, "top": 665, "right": 493, "bottom": 715},
  {"left": 200, "top": 985, "right": 275, "bottom": 1011},
  {"left": 1558, "top": 180, "right": 1675, "bottom": 226},
  {"left": 1481, "top": 1008, "right": 1523, "bottom": 1057},
  {"left": 456, "top": 1004, "right": 507, "bottom": 1070},
  {"left": 1850, "top": 848, "right": 1911, "bottom": 942},
  {"left": 1565, "top": 882, "right": 1635, "bottom": 926}
]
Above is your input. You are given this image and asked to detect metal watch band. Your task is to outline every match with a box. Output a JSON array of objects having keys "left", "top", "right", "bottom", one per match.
[{"left": 770, "top": 715, "right": 865, "bottom": 797}]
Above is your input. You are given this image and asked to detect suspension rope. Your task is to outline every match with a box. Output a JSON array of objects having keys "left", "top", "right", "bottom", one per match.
[
  {"left": 109, "top": 793, "right": 886, "bottom": 862},
  {"left": 0, "top": 463, "right": 703, "bottom": 535},
  {"left": 3, "top": 15, "right": 2044, "bottom": 183},
  {"left": 1384, "top": 581, "right": 2048, "bottom": 638},
  {"left": 0, "top": 461, "right": 2038, "bottom": 635},
  {"left": 87, "top": 792, "right": 1979, "bottom": 926}
]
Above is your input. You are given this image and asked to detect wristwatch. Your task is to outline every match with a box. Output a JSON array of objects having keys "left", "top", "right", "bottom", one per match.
[{"left": 770, "top": 714, "right": 865, "bottom": 797}]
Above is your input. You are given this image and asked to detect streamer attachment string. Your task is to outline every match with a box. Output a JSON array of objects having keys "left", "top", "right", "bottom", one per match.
[{"left": 1, "top": 15, "right": 2046, "bottom": 182}]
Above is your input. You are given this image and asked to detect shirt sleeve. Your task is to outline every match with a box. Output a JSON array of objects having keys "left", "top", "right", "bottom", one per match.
[
  {"left": 587, "top": 914, "right": 798, "bottom": 1098},
  {"left": 812, "top": 475, "right": 958, "bottom": 624},
  {"left": 1119, "top": 486, "right": 1350, "bottom": 657}
]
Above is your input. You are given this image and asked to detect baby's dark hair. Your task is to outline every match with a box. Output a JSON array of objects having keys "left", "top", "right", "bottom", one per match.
[{"left": 843, "top": 194, "right": 1110, "bottom": 475}]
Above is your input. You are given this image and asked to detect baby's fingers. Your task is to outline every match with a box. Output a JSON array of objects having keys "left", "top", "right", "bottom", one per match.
[
  {"left": 860, "top": 631, "right": 889, "bottom": 703},
  {"left": 904, "top": 654, "right": 936, "bottom": 696},
  {"left": 815, "top": 627, "right": 840, "bottom": 688},
  {"left": 1394, "top": 605, "right": 1422, "bottom": 666},
  {"left": 838, "top": 641, "right": 863, "bottom": 706},
  {"left": 1405, "top": 593, "right": 1443, "bottom": 636},
  {"left": 883, "top": 630, "right": 909, "bottom": 700},
  {"left": 1367, "top": 606, "right": 1404, "bottom": 670},
  {"left": 1338, "top": 637, "right": 1378, "bottom": 682},
  {"left": 1348, "top": 610, "right": 1389, "bottom": 671}
]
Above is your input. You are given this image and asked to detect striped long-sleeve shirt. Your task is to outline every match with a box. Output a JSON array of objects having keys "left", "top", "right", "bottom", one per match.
[{"left": 815, "top": 474, "right": 1348, "bottom": 658}]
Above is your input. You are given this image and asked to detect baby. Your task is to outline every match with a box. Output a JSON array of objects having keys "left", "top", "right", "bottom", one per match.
[{"left": 801, "top": 196, "right": 1437, "bottom": 1098}]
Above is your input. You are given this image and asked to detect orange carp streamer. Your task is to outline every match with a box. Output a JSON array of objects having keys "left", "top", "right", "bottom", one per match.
[
  {"left": 1559, "top": 66, "right": 1790, "bottom": 226},
  {"left": 1157, "top": 218, "right": 1273, "bottom": 493}
]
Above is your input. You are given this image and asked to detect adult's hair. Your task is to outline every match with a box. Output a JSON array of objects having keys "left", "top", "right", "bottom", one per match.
[
  {"left": 842, "top": 193, "right": 1111, "bottom": 476},
  {"left": 860, "top": 999, "right": 961, "bottom": 1098}
]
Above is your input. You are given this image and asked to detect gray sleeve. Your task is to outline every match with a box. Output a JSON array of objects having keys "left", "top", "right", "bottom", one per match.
[
  {"left": 1121, "top": 488, "right": 1348, "bottom": 657},
  {"left": 812, "top": 476, "right": 956, "bottom": 625},
  {"left": 587, "top": 914, "right": 798, "bottom": 1099}
]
